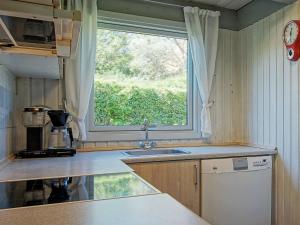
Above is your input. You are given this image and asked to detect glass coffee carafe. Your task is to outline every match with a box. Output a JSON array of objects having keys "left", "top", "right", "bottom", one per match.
[{"left": 47, "top": 110, "right": 73, "bottom": 150}]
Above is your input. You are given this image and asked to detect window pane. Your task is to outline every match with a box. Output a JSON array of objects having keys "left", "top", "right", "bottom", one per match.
[{"left": 94, "top": 28, "right": 188, "bottom": 126}]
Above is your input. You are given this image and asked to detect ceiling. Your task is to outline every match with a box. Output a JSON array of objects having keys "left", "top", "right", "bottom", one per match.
[
  {"left": 100, "top": 0, "right": 295, "bottom": 30},
  {"left": 191, "top": 0, "right": 253, "bottom": 10}
]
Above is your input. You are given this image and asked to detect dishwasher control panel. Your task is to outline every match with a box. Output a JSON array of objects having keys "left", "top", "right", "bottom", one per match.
[
  {"left": 201, "top": 156, "right": 272, "bottom": 173},
  {"left": 248, "top": 156, "right": 272, "bottom": 169}
]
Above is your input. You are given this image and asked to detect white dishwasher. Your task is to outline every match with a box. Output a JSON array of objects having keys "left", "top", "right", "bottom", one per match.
[{"left": 201, "top": 156, "right": 272, "bottom": 225}]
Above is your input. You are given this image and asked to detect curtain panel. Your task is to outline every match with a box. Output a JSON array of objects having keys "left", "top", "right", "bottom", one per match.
[
  {"left": 64, "top": 0, "right": 97, "bottom": 140},
  {"left": 184, "top": 7, "right": 220, "bottom": 138}
]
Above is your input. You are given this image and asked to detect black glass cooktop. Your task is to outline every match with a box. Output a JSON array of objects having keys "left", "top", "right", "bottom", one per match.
[{"left": 0, "top": 173, "right": 158, "bottom": 210}]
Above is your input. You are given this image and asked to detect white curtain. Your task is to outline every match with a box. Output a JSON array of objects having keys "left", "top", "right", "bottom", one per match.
[
  {"left": 64, "top": 0, "right": 97, "bottom": 140},
  {"left": 184, "top": 7, "right": 220, "bottom": 138}
]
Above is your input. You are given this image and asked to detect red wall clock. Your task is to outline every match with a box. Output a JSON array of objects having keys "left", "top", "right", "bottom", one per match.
[{"left": 284, "top": 20, "right": 300, "bottom": 61}]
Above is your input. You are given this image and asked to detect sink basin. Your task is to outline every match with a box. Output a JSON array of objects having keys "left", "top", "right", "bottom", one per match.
[{"left": 123, "top": 149, "right": 190, "bottom": 157}]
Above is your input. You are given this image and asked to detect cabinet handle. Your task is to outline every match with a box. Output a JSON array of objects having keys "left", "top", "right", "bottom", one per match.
[{"left": 194, "top": 164, "right": 199, "bottom": 186}]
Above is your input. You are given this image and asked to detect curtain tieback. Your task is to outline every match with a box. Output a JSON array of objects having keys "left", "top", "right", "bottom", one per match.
[{"left": 202, "top": 101, "right": 214, "bottom": 109}]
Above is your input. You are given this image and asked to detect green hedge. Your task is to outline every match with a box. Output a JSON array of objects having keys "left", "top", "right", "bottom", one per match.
[{"left": 94, "top": 81, "right": 187, "bottom": 126}]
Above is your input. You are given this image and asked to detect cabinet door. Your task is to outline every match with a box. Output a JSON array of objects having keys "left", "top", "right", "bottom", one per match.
[{"left": 129, "top": 160, "right": 200, "bottom": 215}]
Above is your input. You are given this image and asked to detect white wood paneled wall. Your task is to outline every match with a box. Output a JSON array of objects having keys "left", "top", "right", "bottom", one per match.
[
  {"left": 15, "top": 78, "right": 64, "bottom": 151},
  {"left": 210, "top": 29, "right": 241, "bottom": 144},
  {"left": 239, "top": 2, "right": 300, "bottom": 225},
  {"left": 0, "top": 66, "right": 15, "bottom": 162}
]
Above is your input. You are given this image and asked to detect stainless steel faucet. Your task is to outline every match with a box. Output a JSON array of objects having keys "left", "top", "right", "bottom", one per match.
[{"left": 139, "top": 119, "right": 156, "bottom": 150}]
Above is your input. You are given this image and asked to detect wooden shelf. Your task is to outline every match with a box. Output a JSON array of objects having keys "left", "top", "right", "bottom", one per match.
[
  {"left": 16, "top": 0, "right": 60, "bottom": 7},
  {"left": 0, "top": 46, "right": 57, "bottom": 57}
]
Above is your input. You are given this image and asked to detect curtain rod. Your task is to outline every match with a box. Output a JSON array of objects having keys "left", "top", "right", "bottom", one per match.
[{"left": 142, "top": 0, "right": 185, "bottom": 8}]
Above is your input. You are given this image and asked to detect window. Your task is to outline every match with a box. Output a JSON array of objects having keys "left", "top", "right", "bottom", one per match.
[
  {"left": 94, "top": 29, "right": 188, "bottom": 127},
  {"left": 87, "top": 12, "right": 201, "bottom": 141}
]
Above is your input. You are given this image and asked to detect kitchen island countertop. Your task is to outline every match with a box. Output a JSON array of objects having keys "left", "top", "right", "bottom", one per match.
[{"left": 0, "top": 194, "right": 210, "bottom": 225}]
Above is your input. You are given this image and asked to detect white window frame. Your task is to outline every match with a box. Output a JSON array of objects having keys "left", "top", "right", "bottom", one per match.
[{"left": 86, "top": 10, "right": 201, "bottom": 142}]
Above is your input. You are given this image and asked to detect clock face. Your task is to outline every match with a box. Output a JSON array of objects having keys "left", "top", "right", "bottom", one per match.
[{"left": 284, "top": 21, "right": 299, "bottom": 45}]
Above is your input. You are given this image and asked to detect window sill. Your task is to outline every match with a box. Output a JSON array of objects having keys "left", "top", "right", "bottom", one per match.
[
  {"left": 86, "top": 129, "right": 202, "bottom": 142},
  {"left": 80, "top": 139, "right": 209, "bottom": 152}
]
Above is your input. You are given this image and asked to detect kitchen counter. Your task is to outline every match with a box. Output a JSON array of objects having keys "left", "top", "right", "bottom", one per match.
[
  {"left": 0, "top": 145, "right": 276, "bottom": 182},
  {"left": 122, "top": 145, "right": 276, "bottom": 163},
  {"left": 0, "top": 145, "right": 276, "bottom": 225},
  {"left": 0, "top": 153, "right": 132, "bottom": 182},
  {"left": 0, "top": 194, "right": 210, "bottom": 225}
]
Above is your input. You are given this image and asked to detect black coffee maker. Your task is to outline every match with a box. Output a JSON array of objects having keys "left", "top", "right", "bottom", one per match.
[
  {"left": 47, "top": 110, "right": 76, "bottom": 155},
  {"left": 17, "top": 108, "right": 76, "bottom": 158}
]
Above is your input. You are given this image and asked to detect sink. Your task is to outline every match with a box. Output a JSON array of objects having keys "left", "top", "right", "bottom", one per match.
[{"left": 123, "top": 149, "right": 190, "bottom": 157}]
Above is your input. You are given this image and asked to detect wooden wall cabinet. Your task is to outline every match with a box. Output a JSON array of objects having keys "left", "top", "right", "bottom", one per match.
[{"left": 129, "top": 160, "right": 200, "bottom": 215}]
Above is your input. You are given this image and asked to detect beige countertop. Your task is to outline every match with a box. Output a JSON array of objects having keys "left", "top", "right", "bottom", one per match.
[
  {"left": 0, "top": 145, "right": 276, "bottom": 182},
  {"left": 0, "top": 154, "right": 133, "bottom": 182},
  {"left": 0, "top": 194, "right": 210, "bottom": 225},
  {"left": 122, "top": 145, "right": 276, "bottom": 163},
  {"left": 0, "top": 145, "right": 276, "bottom": 225}
]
